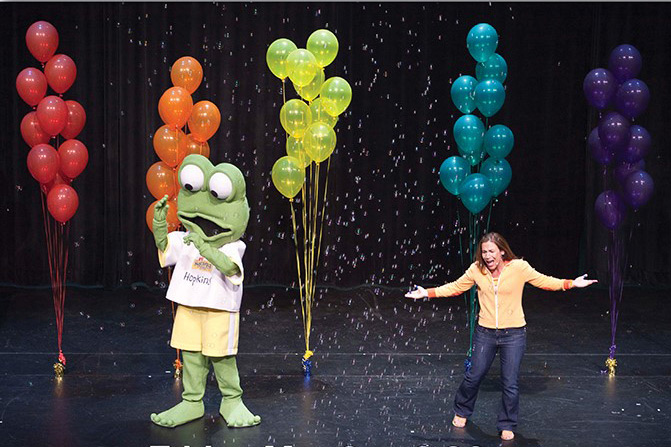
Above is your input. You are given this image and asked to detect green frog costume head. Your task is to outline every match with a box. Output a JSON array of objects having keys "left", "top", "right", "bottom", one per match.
[{"left": 176, "top": 154, "right": 250, "bottom": 247}]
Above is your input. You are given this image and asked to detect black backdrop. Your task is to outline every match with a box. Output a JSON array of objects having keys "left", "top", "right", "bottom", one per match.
[{"left": 1, "top": 2, "right": 669, "bottom": 290}]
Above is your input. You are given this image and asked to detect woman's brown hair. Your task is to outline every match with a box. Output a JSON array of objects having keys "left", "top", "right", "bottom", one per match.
[{"left": 475, "top": 232, "right": 518, "bottom": 274}]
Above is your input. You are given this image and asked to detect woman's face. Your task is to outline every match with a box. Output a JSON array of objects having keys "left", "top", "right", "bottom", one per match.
[{"left": 481, "top": 241, "right": 505, "bottom": 272}]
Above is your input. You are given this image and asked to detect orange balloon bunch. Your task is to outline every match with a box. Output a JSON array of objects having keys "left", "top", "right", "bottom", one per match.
[{"left": 146, "top": 56, "right": 221, "bottom": 232}]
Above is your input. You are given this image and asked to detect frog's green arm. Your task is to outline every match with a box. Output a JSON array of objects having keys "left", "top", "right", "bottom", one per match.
[
  {"left": 152, "top": 197, "right": 169, "bottom": 252},
  {"left": 197, "top": 243, "right": 241, "bottom": 278}
]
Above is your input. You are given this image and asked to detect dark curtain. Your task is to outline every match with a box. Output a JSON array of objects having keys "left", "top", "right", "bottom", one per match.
[{"left": 1, "top": 2, "right": 669, "bottom": 289}]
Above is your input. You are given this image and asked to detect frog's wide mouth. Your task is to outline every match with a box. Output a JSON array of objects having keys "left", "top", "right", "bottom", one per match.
[{"left": 179, "top": 213, "right": 231, "bottom": 238}]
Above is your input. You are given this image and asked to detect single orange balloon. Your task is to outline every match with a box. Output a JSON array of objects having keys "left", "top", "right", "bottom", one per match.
[
  {"left": 170, "top": 56, "right": 203, "bottom": 94},
  {"left": 182, "top": 133, "right": 210, "bottom": 161},
  {"left": 188, "top": 101, "right": 221, "bottom": 143},
  {"left": 158, "top": 86, "right": 193, "bottom": 129},
  {"left": 146, "top": 198, "right": 180, "bottom": 233},
  {"left": 146, "top": 161, "right": 177, "bottom": 200},
  {"left": 153, "top": 125, "right": 187, "bottom": 167}
]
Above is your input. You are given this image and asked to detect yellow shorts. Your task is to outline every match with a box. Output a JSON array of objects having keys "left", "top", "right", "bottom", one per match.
[{"left": 170, "top": 305, "right": 240, "bottom": 357}]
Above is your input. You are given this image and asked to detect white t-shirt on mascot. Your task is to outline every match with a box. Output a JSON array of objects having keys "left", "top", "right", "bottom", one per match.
[{"left": 159, "top": 231, "right": 245, "bottom": 312}]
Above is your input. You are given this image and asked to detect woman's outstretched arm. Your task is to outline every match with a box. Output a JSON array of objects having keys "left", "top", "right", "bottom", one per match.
[{"left": 405, "top": 264, "right": 477, "bottom": 300}]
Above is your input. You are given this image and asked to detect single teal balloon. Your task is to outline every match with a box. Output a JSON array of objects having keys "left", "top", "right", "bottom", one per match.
[
  {"left": 474, "top": 79, "right": 505, "bottom": 117},
  {"left": 476, "top": 53, "right": 507, "bottom": 83},
  {"left": 450, "top": 75, "right": 477, "bottom": 114},
  {"left": 439, "top": 156, "right": 470, "bottom": 195},
  {"left": 480, "top": 157, "right": 512, "bottom": 197},
  {"left": 466, "top": 23, "right": 499, "bottom": 63},
  {"left": 459, "top": 173, "right": 492, "bottom": 214},
  {"left": 484, "top": 124, "right": 514, "bottom": 159},
  {"left": 463, "top": 143, "right": 486, "bottom": 166},
  {"left": 453, "top": 114, "right": 485, "bottom": 155}
]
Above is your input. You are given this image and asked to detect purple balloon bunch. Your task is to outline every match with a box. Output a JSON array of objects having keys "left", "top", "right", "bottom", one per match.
[{"left": 584, "top": 44, "right": 654, "bottom": 229}]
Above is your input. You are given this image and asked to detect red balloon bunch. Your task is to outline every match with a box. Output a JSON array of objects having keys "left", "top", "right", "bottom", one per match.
[
  {"left": 146, "top": 56, "right": 221, "bottom": 232},
  {"left": 18, "top": 21, "right": 87, "bottom": 224}
]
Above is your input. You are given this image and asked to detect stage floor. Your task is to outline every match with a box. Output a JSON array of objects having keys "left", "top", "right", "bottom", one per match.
[{"left": 0, "top": 283, "right": 669, "bottom": 447}]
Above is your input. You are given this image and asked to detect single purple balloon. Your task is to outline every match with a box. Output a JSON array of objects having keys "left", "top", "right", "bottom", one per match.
[
  {"left": 615, "top": 79, "right": 650, "bottom": 120},
  {"left": 598, "top": 112, "right": 631, "bottom": 151},
  {"left": 583, "top": 68, "right": 618, "bottom": 109},
  {"left": 595, "top": 190, "right": 627, "bottom": 230},
  {"left": 622, "top": 170, "right": 654, "bottom": 209},
  {"left": 615, "top": 125, "right": 650, "bottom": 164},
  {"left": 608, "top": 44, "right": 642, "bottom": 83},
  {"left": 613, "top": 160, "right": 645, "bottom": 185},
  {"left": 588, "top": 127, "right": 613, "bottom": 165}
]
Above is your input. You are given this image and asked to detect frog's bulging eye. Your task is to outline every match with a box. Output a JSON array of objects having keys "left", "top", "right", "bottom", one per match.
[
  {"left": 209, "top": 172, "right": 233, "bottom": 200},
  {"left": 180, "top": 164, "right": 205, "bottom": 192}
]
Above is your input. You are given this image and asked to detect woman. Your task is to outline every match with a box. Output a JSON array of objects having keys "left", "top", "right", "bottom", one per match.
[{"left": 405, "top": 232, "right": 597, "bottom": 441}]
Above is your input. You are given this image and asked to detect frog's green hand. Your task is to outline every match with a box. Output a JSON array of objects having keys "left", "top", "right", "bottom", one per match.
[
  {"left": 185, "top": 233, "right": 240, "bottom": 277},
  {"left": 152, "top": 195, "right": 170, "bottom": 252}
]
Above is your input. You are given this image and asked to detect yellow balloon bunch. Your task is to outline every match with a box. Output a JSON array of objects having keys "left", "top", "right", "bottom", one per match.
[{"left": 265, "top": 29, "right": 352, "bottom": 374}]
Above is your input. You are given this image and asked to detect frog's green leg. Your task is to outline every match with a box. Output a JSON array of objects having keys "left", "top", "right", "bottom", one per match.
[
  {"left": 150, "top": 351, "right": 208, "bottom": 427},
  {"left": 211, "top": 356, "right": 261, "bottom": 428}
]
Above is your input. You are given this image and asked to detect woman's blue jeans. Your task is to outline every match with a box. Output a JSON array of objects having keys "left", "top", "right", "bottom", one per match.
[{"left": 453, "top": 324, "right": 527, "bottom": 432}]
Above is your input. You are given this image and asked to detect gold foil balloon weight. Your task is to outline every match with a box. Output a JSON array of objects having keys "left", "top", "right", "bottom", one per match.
[
  {"left": 53, "top": 360, "right": 66, "bottom": 378},
  {"left": 605, "top": 357, "right": 617, "bottom": 377},
  {"left": 53, "top": 351, "right": 66, "bottom": 378},
  {"left": 173, "top": 358, "right": 183, "bottom": 379}
]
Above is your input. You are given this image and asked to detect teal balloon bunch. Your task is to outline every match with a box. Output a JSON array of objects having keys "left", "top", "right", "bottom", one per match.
[
  {"left": 442, "top": 22, "right": 514, "bottom": 213},
  {"left": 442, "top": 23, "right": 516, "bottom": 376}
]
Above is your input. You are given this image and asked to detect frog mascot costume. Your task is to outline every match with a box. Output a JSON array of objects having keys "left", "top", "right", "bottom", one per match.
[{"left": 150, "top": 154, "right": 261, "bottom": 428}]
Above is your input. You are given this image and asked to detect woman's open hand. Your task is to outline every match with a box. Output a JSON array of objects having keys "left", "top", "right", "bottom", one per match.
[
  {"left": 405, "top": 286, "right": 428, "bottom": 299},
  {"left": 573, "top": 274, "right": 598, "bottom": 288}
]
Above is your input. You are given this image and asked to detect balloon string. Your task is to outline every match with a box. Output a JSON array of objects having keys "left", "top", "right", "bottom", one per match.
[
  {"left": 306, "top": 163, "right": 313, "bottom": 303},
  {"left": 310, "top": 162, "right": 321, "bottom": 304},
  {"left": 58, "top": 223, "right": 70, "bottom": 354},
  {"left": 485, "top": 199, "right": 493, "bottom": 233},
  {"left": 168, "top": 267, "right": 181, "bottom": 369},
  {"left": 290, "top": 199, "right": 308, "bottom": 352},
  {"left": 174, "top": 127, "right": 180, "bottom": 167},
  {"left": 457, "top": 206, "right": 465, "bottom": 271},
  {"left": 41, "top": 192, "right": 64, "bottom": 356},
  {"left": 282, "top": 78, "right": 287, "bottom": 106},
  {"left": 314, "top": 156, "right": 331, "bottom": 276}
]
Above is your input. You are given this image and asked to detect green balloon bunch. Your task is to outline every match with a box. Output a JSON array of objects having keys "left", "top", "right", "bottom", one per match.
[
  {"left": 266, "top": 29, "right": 352, "bottom": 199},
  {"left": 442, "top": 23, "right": 514, "bottom": 215}
]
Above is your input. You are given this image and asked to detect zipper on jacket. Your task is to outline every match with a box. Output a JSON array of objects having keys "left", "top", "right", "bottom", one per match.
[{"left": 490, "top": 262, "right": 509, "bottom": 329}]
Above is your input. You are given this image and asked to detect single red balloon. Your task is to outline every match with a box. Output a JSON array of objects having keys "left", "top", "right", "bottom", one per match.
[
  {"left": 41, "top": 172, "right": 71, "bottom": 195},
  {"left": 61, "top": 100, "right": 86, "bottom": 139},
  {"left": 16, "top": 67, "right": 47, "bottom": 107},
  {"left": 36, "top": 95, "right": 68, "bottom": 136},
  {"left": 20, "top": 111, "right": 51, "bottom": 147},
  {"left": 27, "top": 143, "right": 60, "bottom": 184},
  {"left": 58, "top": 139, "right": 88, "bottom": 179},
  {"left": 45, "top": 54, "right": 77, "bottom": 94},
  {"left": 26, "top": 21, "right": 59, "bottom": 63},
  {"left": 47, "top": 184, "right": 79, "bottom": 223}
]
